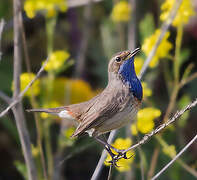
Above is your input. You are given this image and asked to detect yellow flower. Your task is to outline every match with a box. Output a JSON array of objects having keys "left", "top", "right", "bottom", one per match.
[
  {"left": 31, "top": 144, "right": 39, "bottom": 157},
  {"left": 130, "top": 123, "right": 138, "bottom": 136},
  {"left": 40, "top": 101, "right": 61, "bottom": 119},
  {"left": 111, "top": 1, "right": 131, "bottom": 22},
  {"left": 134, "top": 56, "right": 144, "bottom": 76},
  {"left": 160, "top": 0, "right": 195, "bottom": 27},
  {"left": 41, "top": 77, "right": 97, "bottom": 104},
  {"left": 13, "top": 73, "right": 40, "bottom": 97},
  {"left": 24, "top": 0, "right": 68, "bottom": 18},
  {"left": 142, "top": 82, "right": 152, "bottom": 98},
  {"left": 142, "top": 29, "right": 173, "bottom": 68},
  {"left": 44, "top": 50, "right": 70, "bottom": 72},
  {"left": 137, "top": 107, "right": 161, "bottom": 134},
  {"left": 163, "top": 145, "right": 176, "bottom": 158},
  {"left": 105, "top": 138, "right": 134, "bottom": 172}
]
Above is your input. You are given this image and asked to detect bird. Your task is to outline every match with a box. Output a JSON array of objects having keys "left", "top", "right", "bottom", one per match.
[{"left": 27, "top": 47, "right": 143, "bottom": 164}]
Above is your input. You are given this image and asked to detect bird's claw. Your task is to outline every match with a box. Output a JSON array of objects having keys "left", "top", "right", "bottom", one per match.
[{"left": 106, "top": 148, "right": 131, "bottom": 166}]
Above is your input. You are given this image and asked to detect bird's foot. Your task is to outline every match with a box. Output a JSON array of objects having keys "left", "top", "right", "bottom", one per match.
[{"left": 105, "top": 145, "right": 132, "bottom": 166}]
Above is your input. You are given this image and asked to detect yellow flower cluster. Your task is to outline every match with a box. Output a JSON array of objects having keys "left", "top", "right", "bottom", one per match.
[
  {"left": 24, "top": 0, "right": 68, "bottom": 18},
  {"left": 105, "top": 138, "right": 134, "bottom": 172},
  {"left": 160, "top": 0, "right": 195, "bottom": 27},
  {"left": 162, "top": 145, "right": 176, "bottom": 158},
  {"left": 111, "top": 1, "right": 131, "bottom": 22},
  {"left": 44, "top": 50, "right": 70, "bottom": 72},
  {"left": 131, "top": 107, "right": 161, "bottom": 134},
  {"left": 142, "top": 29, "right": 172, "bottom": 68},
  {"left": 13, "top": 73, "right": 40, "bottom": 97}
]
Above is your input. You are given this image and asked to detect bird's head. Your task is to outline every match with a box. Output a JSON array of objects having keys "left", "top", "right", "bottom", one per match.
[
  {"left": 108, "top": 48, "right": 143, "bottom": 101},
  {"left": 108, "top": 48, "right": 140, "bottom": 74}
]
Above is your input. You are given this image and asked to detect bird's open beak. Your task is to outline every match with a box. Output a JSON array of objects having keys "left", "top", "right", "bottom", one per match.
[{"left": 128, "top": 47, "right": 140, "bottom": 58}]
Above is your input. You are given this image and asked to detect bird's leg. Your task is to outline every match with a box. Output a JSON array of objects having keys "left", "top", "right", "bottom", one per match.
[
  {"left": 95, "top": 136, "right": 119, "bottom": 166},
  {"left": 95, "top": 136, "right": 131, "bottom": 166}
]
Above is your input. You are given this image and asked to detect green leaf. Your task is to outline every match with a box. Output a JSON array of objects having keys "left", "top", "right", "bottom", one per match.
[
  {"left": 139, "top": 13, "right": 155, "bottom": 43},
  {"left": 14, "top": 161, "right": 28, "bottom": 179}
]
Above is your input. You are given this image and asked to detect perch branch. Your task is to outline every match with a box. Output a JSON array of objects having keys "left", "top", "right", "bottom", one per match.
[{"left": 116, "top": 98, "right": 197, "bottom": 158}]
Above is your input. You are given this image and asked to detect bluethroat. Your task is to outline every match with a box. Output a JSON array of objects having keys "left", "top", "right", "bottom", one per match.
[{"left": 27, "top": 48, "right": 143, "bottom": 165}]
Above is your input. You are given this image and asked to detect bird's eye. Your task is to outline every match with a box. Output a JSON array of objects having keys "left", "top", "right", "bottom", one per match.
[{"left": 115, "top": 57, "right": 121, "bottom": 62}]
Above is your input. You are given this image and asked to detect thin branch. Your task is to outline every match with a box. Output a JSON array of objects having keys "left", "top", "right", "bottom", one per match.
[
  {"left": 107, "top": 165, "right": 113, "bottom": 180},
  {"left": 0, "top": 90, "right": 11, "bottom": 104},
  {"left": 177, "top": 159, "right": 197, "bottom": 178},
  {"left": 67, "top": 0, "right": 102, "bottom": 8},
  {"left": 147, "top": 146, "right": 160, "bottom": 179},
  {"left": 116, "top": 98, "right": 197, "bottom": 157},
  {"left": 151, "top": 134, "right": 197, "bottom": 180},
  {"left": 91, "top": 130, "right": 116, "bottom": 180},
  {"left": 13, "top": 0, "right": 37, "bottom": 179},
  {"left": 0, "top": 56, "right": 49, "bottom": 118},
  {"left": 179, "top": 72, "right": 197, "bottom": 88},
  {"left": 75, "top": 0, "right": 93, "bottom": 77},
  {"left": 139, "top": 0, "right": 183, "bottom": 79},
  {"left": 19, "top": 12, "right": 48, "bottom": 179},
  {"left": 0, "top": 19, "right": 5, "bottom": 61}
]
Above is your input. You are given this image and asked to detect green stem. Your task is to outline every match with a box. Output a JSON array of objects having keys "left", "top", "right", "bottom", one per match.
[
  {"left": 174, "top": 24, "right": 183, "bottom": 84},
  {"left": 44, "top": 16, "right": 57, "bottom": 179},
  {"left": 163, "top": 24, "right": 183, "bottom": 122},
  {"left": 46, "top": 17, "right": 57, "bottom": 54}
]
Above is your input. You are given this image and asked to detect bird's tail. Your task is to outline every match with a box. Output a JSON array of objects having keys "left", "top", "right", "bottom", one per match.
[{"left": 26, "top": 107, "right": 66, "bottom": 115}]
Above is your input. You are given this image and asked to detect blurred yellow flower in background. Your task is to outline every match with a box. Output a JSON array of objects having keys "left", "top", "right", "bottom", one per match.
[
  {"left": 163, "top": 145, "right": 176, "bottom": 158},
  {"left": 13, "top": 73, "right": 40, "bottom": 97},
  {"left": 24, "top": 0, "right": 68, "bottom": 18},
  {"left": 111, "top": 1, "right": 131, "bottom": 22},
  {"left": 105, "top": 138, "right": 134, "bottom": 172},
  {"left": 41, "top": 77, "right": 97, "bottom": 105},
  {"left": 137, "top": 107, "right": 161, "bottom": 134},
  {"left": 31, "top": 144, "right": 39, "bottom": 157},
  {"left": 142, "top": 82, "right": 152, "bottom": 98},
  {"left": 44, "top": 50, "right": 70, "bottom": 72},
  {"left": 142, "top": 29, "right": 172, "bottom": 68},
  {"left": 134, "top": 56, "right": 143, "bottom": 76},
  {"left": 130, "top": 123, "right": 138, "bottom": 135},
  {"left": 160, "top": 0, "right": 195, "bottom": 27}
]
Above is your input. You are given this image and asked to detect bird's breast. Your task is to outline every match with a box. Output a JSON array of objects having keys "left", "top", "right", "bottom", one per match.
[{"left": 95, "top": 96, "right": 140, "bottom": 135}]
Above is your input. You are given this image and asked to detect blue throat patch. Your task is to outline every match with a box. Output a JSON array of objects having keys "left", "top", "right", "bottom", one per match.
[{"left": 118, "top": 56, "right": 143, "bottom": 101}]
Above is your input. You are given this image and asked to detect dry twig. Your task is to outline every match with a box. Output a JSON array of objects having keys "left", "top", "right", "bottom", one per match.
[
  {"left": 12, "top": 0, "right": 37, "bottom": 179},
  {"left": 0, "top": 56, "right": 49, "bottom": 118},
  {"left": 0, "top": 19, "right": 5, "bottom": 60},
  {"left": 151, "top": 134, "right": 197, "bottom": 180}
]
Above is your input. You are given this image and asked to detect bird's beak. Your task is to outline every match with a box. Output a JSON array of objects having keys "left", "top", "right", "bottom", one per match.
[{"left": 129, "top": 47, "right": 140, "bottom": 58}]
